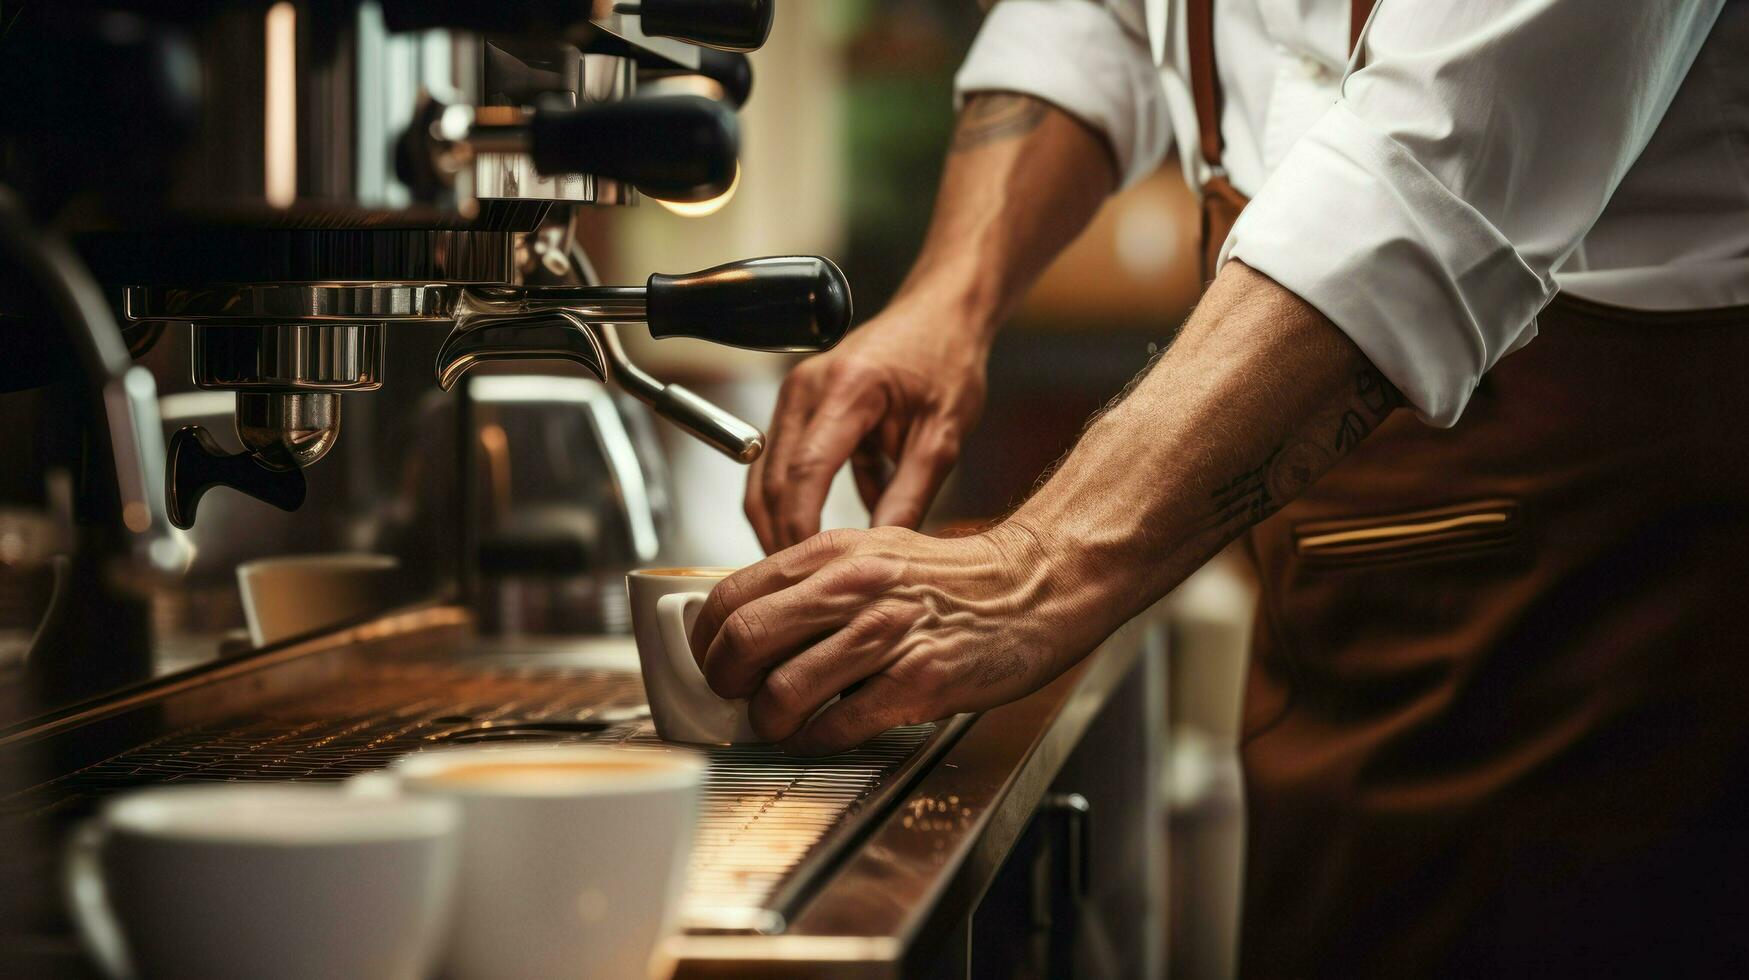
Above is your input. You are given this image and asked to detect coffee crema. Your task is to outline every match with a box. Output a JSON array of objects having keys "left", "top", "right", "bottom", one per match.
[
  {"left": 421, "top": 761, "right": 662, "bottom": 789},
  {"left": 634, "top": 567, "right": 734, "bottom": 578}
]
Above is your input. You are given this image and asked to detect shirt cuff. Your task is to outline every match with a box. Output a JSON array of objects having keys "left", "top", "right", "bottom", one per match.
[
  {"left": 953, "top": 0, "right": 1171, "bottom": 189},
  {"left": 1219, "top": 103, "right": 1553, "bottom": 426}
]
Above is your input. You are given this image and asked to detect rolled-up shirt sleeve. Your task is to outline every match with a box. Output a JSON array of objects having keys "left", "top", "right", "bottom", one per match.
[
  {"left": 1220, "top": 0, "right": 1724, "bottom": 425},
  {"left": 953, "top": 0, "right": 1171, "bottom": 189}
]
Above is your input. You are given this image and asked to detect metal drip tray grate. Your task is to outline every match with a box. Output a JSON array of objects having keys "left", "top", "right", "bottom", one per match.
[{"left": 3, "top": 658, "right": 951, "bottom": 933}]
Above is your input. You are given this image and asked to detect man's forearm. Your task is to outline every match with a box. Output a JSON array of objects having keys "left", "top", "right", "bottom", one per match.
[
  {"left": 892, "top": 93, "right": 1118, "bottom": 345},
  {"left": 1004, "top": 261, "right": 1401, "bottom": 615}
]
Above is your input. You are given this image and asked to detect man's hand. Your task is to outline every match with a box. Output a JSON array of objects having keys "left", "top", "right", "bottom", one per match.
[
  {"left": 744, "top": 303, "right": 989, "bottom": 554},
  {"left": 688, "top": 522, "right": 1107, "bottom": 756},
  {"left": 742, "top": 91, "right": 1119, "bottom": 554},
  {"left": 701, "top": 263, "right": 1401, "bottom": 756}
]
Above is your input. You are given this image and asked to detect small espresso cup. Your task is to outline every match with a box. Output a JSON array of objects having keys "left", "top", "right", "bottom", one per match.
[
  {"left": 626, "top": 567, "right": 759, "bottom": 744},
  {"left": 64, "top": 783, "right": 458, "bottom": 980},
  {"left": 370, "top": 745, "right": 706, "bottom": 980},
  {"left": 236, "top": 553, "right": 402, "bottom": 647}
]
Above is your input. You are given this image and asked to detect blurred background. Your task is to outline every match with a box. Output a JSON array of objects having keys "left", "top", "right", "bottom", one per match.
[{"left": 584, "top": 0, "right": 1203, "bottom": 566}]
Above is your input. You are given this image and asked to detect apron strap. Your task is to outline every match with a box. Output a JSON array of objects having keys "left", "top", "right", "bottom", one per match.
[
  {"left": 1186, "top": 0, "right": 1224, "bottom": 175},
  {"left": 1187, "top": 0, "right": 1375, "bottom": 179}
]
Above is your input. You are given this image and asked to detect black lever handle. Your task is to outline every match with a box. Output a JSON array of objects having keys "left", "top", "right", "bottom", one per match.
[
  {"left": 530, "top": 95, "right": 738, "bottom": 202},
  {"left": 380, "top": 2, "right": 596, "bottom": 34},
  {"left": 645, "top": 256, "right": 852, "bottom": 352},
  {"left": 617, "top": 0, "right": 774, "bottom": 52},
  {"left": 638, "top": 50, "right": 753, "bottom": 108},
  {"left": 694, "top": 49, "right": 754, "bottom": 108},
  {"left": 166, "top": 427, "right": 307, "bottom": 530}
]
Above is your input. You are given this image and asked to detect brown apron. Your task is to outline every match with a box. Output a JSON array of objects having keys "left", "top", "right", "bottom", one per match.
[{"left": 1188, "top": 3, "right": 1749, "bottom": 977}]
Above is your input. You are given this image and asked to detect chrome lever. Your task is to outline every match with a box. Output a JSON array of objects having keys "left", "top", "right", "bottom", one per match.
[
  {"left": 434, "top": 312, "right": 763, "bottom": 463},
  {"left": 435, "top": 309, "right": 609, "bottom": 392}
]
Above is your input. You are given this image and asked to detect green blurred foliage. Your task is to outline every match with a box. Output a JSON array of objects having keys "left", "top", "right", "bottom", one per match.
[{"left": 838, "top": 2, "right": 986, "bottom": 315}]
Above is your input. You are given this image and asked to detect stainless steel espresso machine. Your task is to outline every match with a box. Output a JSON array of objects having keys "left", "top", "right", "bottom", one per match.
[
  {"left": 0, "top": 2, "right": 971, "bottom": 972},
  {"left": 0, "top": 0, "right": 851, "bottom": 709}
]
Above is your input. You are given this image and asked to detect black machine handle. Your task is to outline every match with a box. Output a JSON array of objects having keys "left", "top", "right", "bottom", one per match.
[
  {"left": 381, "top": 2, "right": 595, "bottom": 34},
  {"left": 380, "top": 0, "right": 770, "bottom": 46},
  {"left": 616, "top": 0, "right": 773, "bottom": 52},
  {"left": 638, "top": 50, "right": 753, "bottom": 108},
  {"left": 692, "top": 49, "right": 754, "bottom": 108},
  {"left": 529, "top": 95, "right": 738, "bottom": 202},
  {"left": 165, "top": 427, "right": 307, "bottom": 530},
  {"left": 646, "top": 256, "right": 852, "bottom": 352}
]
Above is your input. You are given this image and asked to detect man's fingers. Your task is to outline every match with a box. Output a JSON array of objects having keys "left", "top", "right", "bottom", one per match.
[
  {"left": 781, "top": 673, "right": 928, "bottom": 757},
  {"left": 743, "top": 451, "right": 776, "bottom": 554},
  {"left": 849, "top": 438, "right": 891, "bottom": 514},
  {"left": 870, "top": 420, "right": 960, "bottom": 529},
  {"left": 699, "top": 551, "right": 903, "bottom": 698},
  {"left": 755, "top": 370, "right": 818, "bottom": 548},
  {"left": 687, "top": 529, "right": 864, "bottom": 666},
  {"left": 747, "top": 602, "right": 911, "bottom": 742},
  {"left": 773, "top": 393, "right": 886, "bottom": 548}
]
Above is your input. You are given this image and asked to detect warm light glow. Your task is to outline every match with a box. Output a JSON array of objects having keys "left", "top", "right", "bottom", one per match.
[
  {"left": 478, "top": 423, "right": 511, "bottom": 518},
  {"left": 1114, "top": 195, "right": 1180, "bottom": 278},
  {"left": 656, "top": 164, "right": 740, "bottom": 218},
  {"left": 264, "top": 2, "right": 297, "bottom": 208}
]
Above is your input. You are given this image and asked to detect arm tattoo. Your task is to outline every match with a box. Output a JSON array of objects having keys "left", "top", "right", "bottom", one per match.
[
  {"left": 1202, "top": 365, "right": 1402, "bottom": 536},
  {"left": 951, "top": 93, "right": 1049, "bottom": 153},
  {"left": 1209, "top": 453, "right": 1280, "bottom": 530}
]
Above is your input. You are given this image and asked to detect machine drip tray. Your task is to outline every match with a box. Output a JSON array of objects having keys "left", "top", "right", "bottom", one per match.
[{"left": 2, "top": 653, "right": 964, "bottom": 935}]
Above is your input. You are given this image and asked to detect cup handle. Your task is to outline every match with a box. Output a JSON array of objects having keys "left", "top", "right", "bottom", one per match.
[
  {"left": 656, "top": 591, "right": 720, "bottom": 704},
  {"left": 63, "top": 819, "right": 133, "bottom": 980}
]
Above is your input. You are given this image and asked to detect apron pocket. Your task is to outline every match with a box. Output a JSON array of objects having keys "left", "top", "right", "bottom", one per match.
[{"left": 1291, "top": 499, "right": 1519, "bottom": 567}]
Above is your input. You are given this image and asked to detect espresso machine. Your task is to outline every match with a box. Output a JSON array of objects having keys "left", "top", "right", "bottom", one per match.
[
  {"left": 0, "top": 5, "right": 1044, "bottom": 975},
  {"left": 0, "top": 0, "right": 851, "bottom": 715}
]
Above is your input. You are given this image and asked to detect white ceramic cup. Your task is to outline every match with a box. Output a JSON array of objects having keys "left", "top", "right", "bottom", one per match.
[
  {"left": 63, "top": 783, "right": 458, "bottom": 980},
  {"left": 235, "top": 553, "right": 401, "bottom": 647},
  {"left": 373, "top": 744, "right": 706, "bottom": 980},
  {"left": 626, "top": 567, "right": 760, "bottom": 744}
]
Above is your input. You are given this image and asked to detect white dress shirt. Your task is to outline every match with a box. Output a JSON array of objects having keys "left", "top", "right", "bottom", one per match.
[{"left": 954, "top": 0, "right": 1749, "bottom": 425}]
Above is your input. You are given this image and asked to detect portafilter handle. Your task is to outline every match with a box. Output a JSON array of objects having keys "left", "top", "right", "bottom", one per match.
[
  {"left": 646, "top": 255, "right": 853, "bottom": 352},
  {"left": 615, "top": 0, "right": 774, "bottom": 52},
  {"left": 434, "top": 256, "right": 853, "bottom": 463},
  {"left": 165, "top": 428, "right": 307, "bottom": 531},
  {"left": 480, "top": 255, "right": 853, "bottom": 352}
]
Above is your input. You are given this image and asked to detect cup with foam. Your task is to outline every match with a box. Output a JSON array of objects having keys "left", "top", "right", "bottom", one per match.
[
  {"left": 626, "top": 567, "right": 760, "bottom": 744},
  {"left": 364, "top": 744, "right": 706, "bottom": 980},
  {"left": 64, "top": 783, "right": 458, "bottom": 980}
]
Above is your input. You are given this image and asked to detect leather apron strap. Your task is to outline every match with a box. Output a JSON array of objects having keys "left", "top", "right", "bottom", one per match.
[{"left": 1187, "top": 0, "right": 1373, "bottom": 283}]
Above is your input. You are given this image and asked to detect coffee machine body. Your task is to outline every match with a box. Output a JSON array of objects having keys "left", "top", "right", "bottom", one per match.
[{"left": 0, "top": 0, "right": 846, "bottom": 727}]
